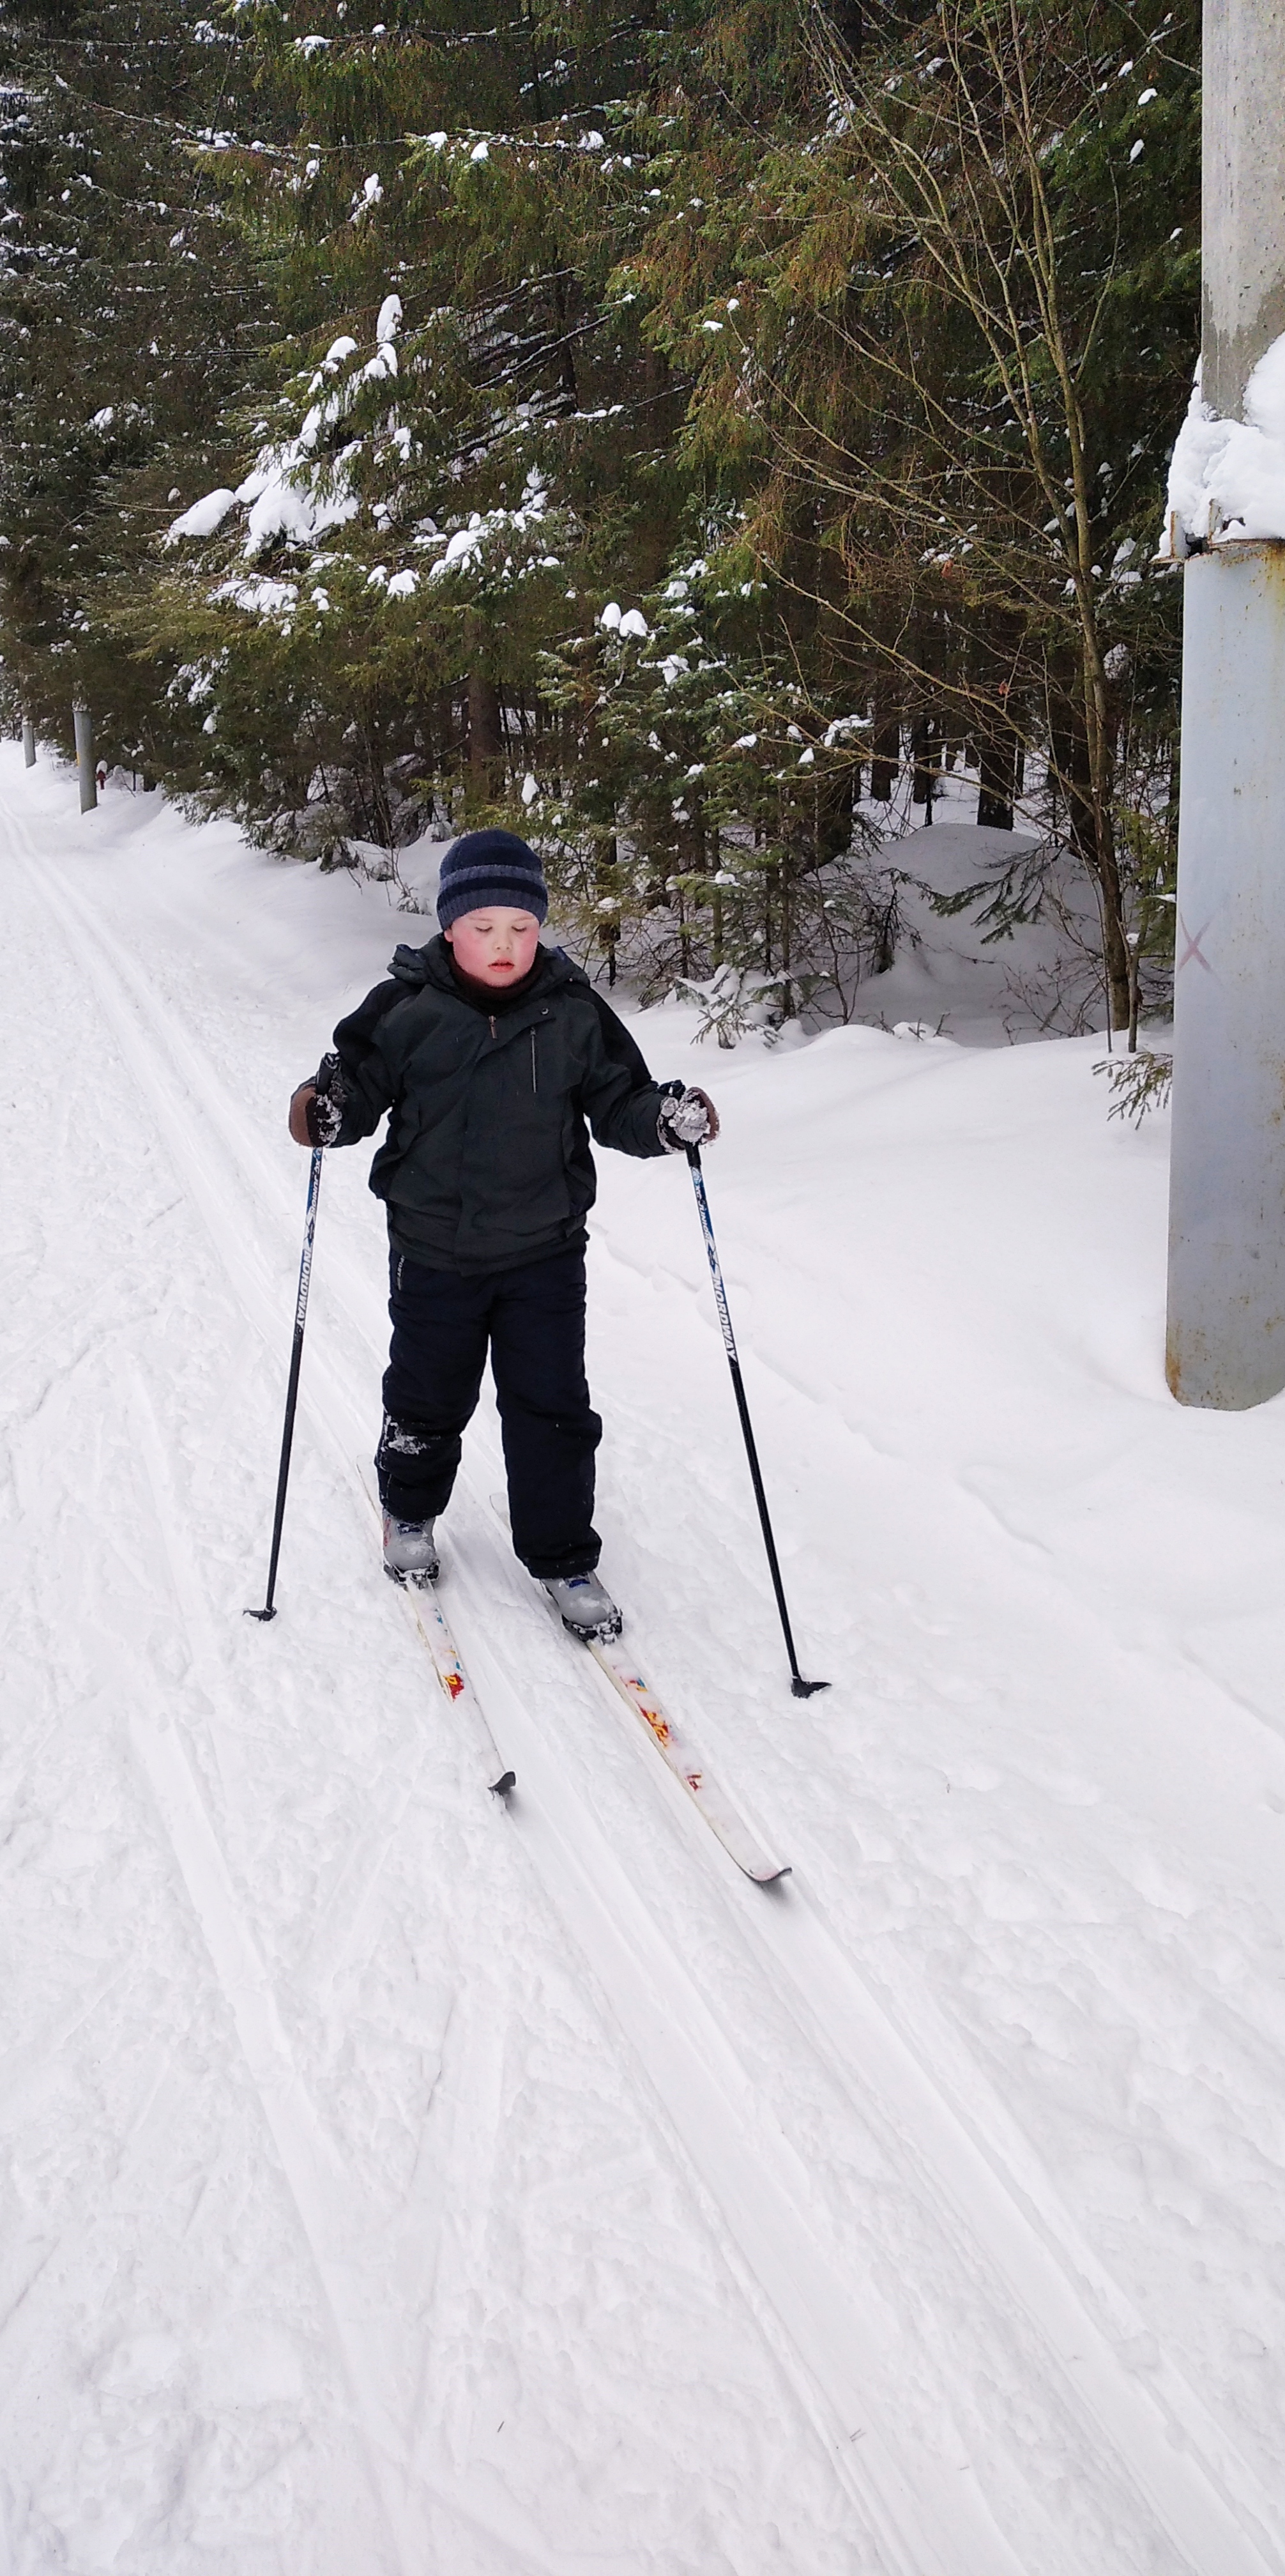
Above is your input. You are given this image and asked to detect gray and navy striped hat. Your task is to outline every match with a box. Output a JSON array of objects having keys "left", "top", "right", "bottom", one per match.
[{"left": 436, "top": 828, "right": 548, "bottom": 930}]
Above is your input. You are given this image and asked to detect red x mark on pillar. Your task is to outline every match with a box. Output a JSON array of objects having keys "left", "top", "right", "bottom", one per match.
[{"left": 1177, "top": 914, "right": 1213, "bottom": 974}]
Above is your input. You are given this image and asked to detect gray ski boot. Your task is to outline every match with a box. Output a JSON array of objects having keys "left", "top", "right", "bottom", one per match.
[
  {"left": 543, "top": 1570, "right": 623, "bottom": 1642},
  {"left": 383, "top": 1512, "right": 439, "bottom": 1588}
]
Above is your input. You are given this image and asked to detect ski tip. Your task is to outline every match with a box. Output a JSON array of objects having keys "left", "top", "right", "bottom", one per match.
[
  {"left": 753, "top": 1863, "right": 792, "bottom": 1885},
  {"left": 489, "top": 1768, "right": 517, "bottom": 1799},
  {"left": 791, "top": 1676, "right": 830, "bottom": 1699}
]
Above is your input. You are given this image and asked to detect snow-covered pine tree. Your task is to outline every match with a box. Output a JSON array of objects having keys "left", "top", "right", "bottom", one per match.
[
  {"left": 133, "top": 1, "right": 699, "bottom": 859},
  {"left": 529, "top": 543, "right": 897, "bottom": 1023},
  {"left": 0, "top": 1, "right": 266, "bottom": 767}
]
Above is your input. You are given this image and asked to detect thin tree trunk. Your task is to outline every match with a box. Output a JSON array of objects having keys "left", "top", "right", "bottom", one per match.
[
  {"left": 977, "top": 731, "right": 1017, "bottom": 830},
  {"left": 468, "top": 670, "right": 504, "bottom": 797},
  {"left": 870, "top": 706, "right": 899, "bottom": 802},
  {"left": 1051, "top": 702, "right": 1130, "bottom": 1029}
]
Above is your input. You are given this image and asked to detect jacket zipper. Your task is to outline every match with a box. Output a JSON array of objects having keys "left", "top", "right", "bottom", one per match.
[{"left": 483, "top": 1011, "right": 539, "bottom": 1080}]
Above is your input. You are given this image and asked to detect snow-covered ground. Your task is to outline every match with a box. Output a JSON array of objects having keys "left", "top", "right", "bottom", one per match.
[
  {"left": 849, "top": 784, "right": 1107, "bottom": 1045},
  {"left": 4, "top": 746, "right": 1285, "bottom": 2576}
]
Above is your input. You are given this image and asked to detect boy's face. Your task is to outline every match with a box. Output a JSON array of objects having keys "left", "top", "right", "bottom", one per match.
[{"left": 446, "top": 905, "right": 541, "bottom": 987}]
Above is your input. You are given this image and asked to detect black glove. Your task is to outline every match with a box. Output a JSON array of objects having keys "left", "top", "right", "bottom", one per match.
[
  {"left": 658, "top": 1084, "right": 720, "bottom": 1151},
  {"left": 311, "top": 1051, "right": 347, "bottom": 1144},
  {"left": 292, "top": 1050, "right": 346, "bottom": 1147}
]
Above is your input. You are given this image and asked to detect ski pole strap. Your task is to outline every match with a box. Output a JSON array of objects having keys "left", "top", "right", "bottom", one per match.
[{"left": 685, "top": 1146, "right": 739, "bottom": 1361}]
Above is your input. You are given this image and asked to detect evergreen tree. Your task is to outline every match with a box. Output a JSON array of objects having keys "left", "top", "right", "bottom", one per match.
[
  {"left": 0, "top": 0, "right": 1201, "bottom": 1041},
  {"left": 143, "top": 1, "right": 696, "bottom": 854},
  {"left": 0, "top": 1, "right": 265, "bottom": 764},
  {"left": 626, "top": 0, "right": 1199, "bottom": 1027}
]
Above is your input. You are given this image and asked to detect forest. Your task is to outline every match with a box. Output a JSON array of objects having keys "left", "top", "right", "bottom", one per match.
[{"left": 0, "top": 0, "right": 1199, "bottom": 1034}]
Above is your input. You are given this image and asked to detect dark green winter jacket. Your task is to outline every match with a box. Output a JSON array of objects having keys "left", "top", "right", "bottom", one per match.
[{"left": 321, "top": 934, "right": 673, "bottom": 1272}]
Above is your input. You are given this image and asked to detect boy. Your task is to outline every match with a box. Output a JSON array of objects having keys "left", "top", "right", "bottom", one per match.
[{"left": 289, "top": 827, "right": 717, "bottom": 1639}]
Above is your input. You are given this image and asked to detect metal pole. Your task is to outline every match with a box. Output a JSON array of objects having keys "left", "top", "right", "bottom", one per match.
[
  {"left": 685, "top": 1146, "right": 828, "bottom": 1698},
  {"left": 73, "top": 703, "right": 96, "bottom": 812},
  {"left": 20, "top": 714, "right": 34, "bottom": 767},
  {"left": 247, "top": 1148, "right": 323, "bottom": 1622},
  {"left": 1165, "top": 0, "right": 1285, "bottom": 1407}
]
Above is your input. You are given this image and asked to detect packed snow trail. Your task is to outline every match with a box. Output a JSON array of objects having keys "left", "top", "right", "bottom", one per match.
[
  {"left": 14, "top": 795, "right": 1025, "bottom": 2573},
  {"left": 5, "top": 813, "right": 896, "bottom": 2570},
  {"left": 3, "top": 778, "right": 1278, "bottom": 2576},
  {"left": 4, "top": 758, "right": 1285, "bottom": 2572}
]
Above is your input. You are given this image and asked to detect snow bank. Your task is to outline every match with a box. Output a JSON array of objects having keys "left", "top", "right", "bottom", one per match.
[{"left": 1162, "top": 334, "right": 1285, "bottom": 549}]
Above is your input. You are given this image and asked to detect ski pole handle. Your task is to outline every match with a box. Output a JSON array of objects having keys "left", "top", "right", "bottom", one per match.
[
  {"left": 247, "top": 1146, "right": 323, "bottom": 1623},
  {"left": 685, "top": 1146, "right": 828, "bottom": 1699}
]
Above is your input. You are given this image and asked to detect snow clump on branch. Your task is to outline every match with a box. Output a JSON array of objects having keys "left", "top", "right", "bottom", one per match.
[
  {"left": 167, "top": 487, "right": 238, "bottom": 541},
  {"left": 165, "top": 297, "right": 409, "bottom": 567}
]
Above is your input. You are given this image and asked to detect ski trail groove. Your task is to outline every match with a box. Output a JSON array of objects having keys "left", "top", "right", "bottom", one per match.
[
  {"left": 575, "top": 1392, "right": 1285, "bottom": 2571},
  {"left": 744, "top": 1878, "right": 1282, "bottom": 2575},
  {"left": 126, "top": 1370, "right": 426, "bottom": 2576},
  {"left": 445, "top": 1496, "right": 1284, "bottom": 2576},
  {"left": 22, "top": 818, "right": 1279, "bottom": 2573}
]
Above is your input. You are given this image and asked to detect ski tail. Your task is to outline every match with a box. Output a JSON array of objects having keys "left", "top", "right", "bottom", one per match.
[
  {"left": 584, "top": 1637, "right": 790, "bottom": 1885},
  {"left": 360, "top": 1468, "right": 514, "bottom": 1796}
]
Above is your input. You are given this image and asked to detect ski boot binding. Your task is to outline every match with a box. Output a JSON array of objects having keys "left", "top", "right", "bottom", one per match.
[
  {"left": 544, "top": 1570, "right": 623, "bottom": 1643},
  {"left": 383, "top": 1512, "right": 439, "bottom": 1588}
]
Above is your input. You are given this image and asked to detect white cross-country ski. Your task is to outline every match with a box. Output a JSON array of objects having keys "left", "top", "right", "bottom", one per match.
[
  {"left": 399, "top": 1577, "right": 516, "bottom": 1799},
  {"left": 486, "top": 1494, "right": 788, "bottom": 1883},
  {"left": 579, "top": 1633, "right": 791, "bottom": 1885},
  {"left": 361, "top": 1472, "right": 515, "bottom": 1796}
]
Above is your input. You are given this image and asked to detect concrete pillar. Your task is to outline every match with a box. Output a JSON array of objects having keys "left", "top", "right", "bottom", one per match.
[
  {"left": 1164, "top": 0, "right": 1285, "bottom": 1407},
  {"left": 73, "top": 703, "right": 96, "bottom": 812},
  {"left": 1200, "top": 1, "right": 1285, "bottom": 415},
  {"left": 1166, "top": 548, "right": 1285, "bottom": 1405},
  {"left": 20, "top": 715, "right": 34, "bottom": 767}
]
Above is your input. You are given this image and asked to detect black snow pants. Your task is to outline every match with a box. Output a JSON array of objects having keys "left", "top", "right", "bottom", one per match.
[{"left": 376, "top": 1240, "right": 602, "bottom": 1581}]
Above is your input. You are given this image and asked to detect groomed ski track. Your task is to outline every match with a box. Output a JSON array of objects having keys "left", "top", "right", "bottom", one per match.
[{"left": 3, "top": 764, "right": 1283, "bottom": 2575}]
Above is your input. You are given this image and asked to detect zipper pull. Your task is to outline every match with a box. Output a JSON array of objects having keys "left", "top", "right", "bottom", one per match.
[{"left": 489, "top": 1014, "right": 496, "bottom": 1039}]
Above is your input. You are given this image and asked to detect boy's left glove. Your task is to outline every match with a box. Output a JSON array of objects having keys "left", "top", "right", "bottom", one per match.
[
  {"left": 658, "top": 1085, "right": 720, "bottom": 1151},
  {"left": 289, "top": 1050, "right": 347, "bottom": 1148}
]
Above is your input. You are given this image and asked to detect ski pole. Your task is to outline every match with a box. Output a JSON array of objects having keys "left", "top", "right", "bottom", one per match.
[
  {"left": 247, "top": 1146, "right": 323, "bottom": 1623},
  {"left": 685, "top": 1144, "right": 828, "bottom": 1698}
]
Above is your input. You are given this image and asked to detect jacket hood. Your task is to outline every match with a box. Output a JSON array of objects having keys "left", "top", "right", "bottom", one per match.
[{"left": 388, "top": 933, "right": 586, "bottom": 996}]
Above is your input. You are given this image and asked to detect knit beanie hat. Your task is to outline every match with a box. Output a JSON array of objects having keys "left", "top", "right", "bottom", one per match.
[{"left": 436, "top": 828, "right": 549, "bottom": 930}]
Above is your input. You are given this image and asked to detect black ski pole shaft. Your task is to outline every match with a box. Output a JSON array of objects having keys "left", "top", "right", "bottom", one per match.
[
  {"left": 685, "top": 1145, "right": 828, "bottom": 1698},
  {"left": 247, "top": 1147, "right": 323, "bottom": 1623}
]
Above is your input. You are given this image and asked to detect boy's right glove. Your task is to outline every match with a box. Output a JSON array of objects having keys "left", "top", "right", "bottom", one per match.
[{"left": 658, "top": 1085, "right": 720, "bottom": 1151}]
